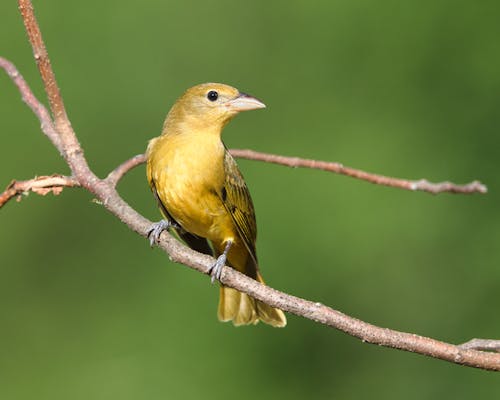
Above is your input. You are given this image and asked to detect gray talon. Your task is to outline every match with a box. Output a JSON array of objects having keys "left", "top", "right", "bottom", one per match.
[
  {"left": 209, "top": 240, "right": 233, "bottom": 283},
  {"left": 209, "top": 254, "right": 226, "bottom": 283},
  {"left": 147, "top": 219, "right": 171, "bottom": 247}
]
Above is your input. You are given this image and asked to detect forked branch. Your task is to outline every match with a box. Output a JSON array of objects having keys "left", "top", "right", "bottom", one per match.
[
  {"left": 3, "top": 146, "right": 487, "bottom": 209},
  {"left": 0, "top": 0, "right": 497, "bottom": 372}
]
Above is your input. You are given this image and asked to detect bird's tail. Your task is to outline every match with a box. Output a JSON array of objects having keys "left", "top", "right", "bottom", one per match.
[{"left": 217, "top": 273, "right": 287, "bottom": 327}]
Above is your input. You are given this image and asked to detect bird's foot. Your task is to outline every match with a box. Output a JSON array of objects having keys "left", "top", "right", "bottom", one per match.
[
  {"left": 147, "top": 219, "right": 174, "bottom": 247},
  {"left": 209, "top": 253, "right": 227, "bottom": 284},
  {"left": 208, "top": 240, "right": 233, "bottom": 284}
]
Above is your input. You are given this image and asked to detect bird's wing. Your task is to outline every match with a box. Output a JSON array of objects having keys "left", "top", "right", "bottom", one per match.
[{"left": 221, "top": 150, "right": 258, "bottom": 264}]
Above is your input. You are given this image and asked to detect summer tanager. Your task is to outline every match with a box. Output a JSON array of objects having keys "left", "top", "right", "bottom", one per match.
[{"left": 146, "top": 83, "right": 286, "bottom": 327}]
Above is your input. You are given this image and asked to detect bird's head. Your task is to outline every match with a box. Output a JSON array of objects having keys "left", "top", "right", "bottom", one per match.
[{"left": 163, "top": 83, "right": 266, "bottom": 133}]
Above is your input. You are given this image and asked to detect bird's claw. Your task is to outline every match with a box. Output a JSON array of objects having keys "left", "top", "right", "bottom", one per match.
[
  {"left": 147, "top": 219, "right": 172, "bottom": 247},
  {"left": 209, "top": 254, "right": 226, "bottom": 284}
]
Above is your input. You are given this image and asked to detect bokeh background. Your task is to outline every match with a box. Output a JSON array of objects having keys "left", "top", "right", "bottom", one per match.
[{"left": 1, "top": 0, "right": 499, "bottom": 398}]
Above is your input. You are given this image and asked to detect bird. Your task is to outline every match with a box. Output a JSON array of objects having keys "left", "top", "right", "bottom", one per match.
[{"left": 146, "top": 83, "right": 286, "bottom": 327}]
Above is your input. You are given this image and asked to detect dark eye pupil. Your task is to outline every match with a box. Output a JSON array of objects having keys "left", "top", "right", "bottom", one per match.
[{"left": 207, "top": 90, "right": 218, "bottom": 101}]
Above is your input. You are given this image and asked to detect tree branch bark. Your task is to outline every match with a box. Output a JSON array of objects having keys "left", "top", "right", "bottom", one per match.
[
  {"left": 1, "top": 148, "right": 487, "bottom": 209},
  {"left": 229, "top": 149, "right": 487, "bottom": 195},
  {"left": 0, "top": 175, "right": 79, "bottom": 208},
  {"left": 1, "top": 0, "right": 497, "bottom": 372},
  {"left": 0, "top": 57, "right": 63, "bottom": 154},
  {"left": 459, "top": 339, "right": 500, "bottom": 353}
]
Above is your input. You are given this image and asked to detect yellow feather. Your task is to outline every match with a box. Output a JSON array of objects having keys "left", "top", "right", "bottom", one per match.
[{"left": 147, "top": 83, "right": 286, "bottom": 327}]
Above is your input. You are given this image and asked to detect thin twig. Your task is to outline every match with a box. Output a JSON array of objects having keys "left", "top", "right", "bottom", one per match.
[
  {"left": 0, "top": 154, "right": 143, "bottom": 209},
  {"left": 0, "top": 175, "right": 79, "bottom": 208},
  {"left": 230, "top": 149, "right": 488, "bottom": 195},
  {"left": 18, "top": 0, "right": 67, "bottom": 124},
  {"left": 105, "top": 154, "right": 146, "bottom": 187},
  {"left": 0, "top": 57, "right": 63, "bottom": 154},
  {"left": 1, "top": 0, "right": 498, "bottom": 372},
  {"left": 459, "top": 339, "right": 500, "bottom": 353},
  {"left": 18, "top": 0, "right": 88, "bottom": 174}
]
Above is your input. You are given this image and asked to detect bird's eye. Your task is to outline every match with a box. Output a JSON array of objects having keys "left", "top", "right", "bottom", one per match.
[{"left": 207, "top": 90, "right": 219, "bottom": 102}]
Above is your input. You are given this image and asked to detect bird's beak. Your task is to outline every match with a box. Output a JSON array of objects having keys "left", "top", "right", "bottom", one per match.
[{"left": 226, "top": 93, "right": 266, "bottom": 112}]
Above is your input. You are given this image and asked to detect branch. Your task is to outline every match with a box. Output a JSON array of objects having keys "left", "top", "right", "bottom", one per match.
[
  {"left": 0, "top": 57, "right": 63, "bottom": 154},
  {"left": 1, "top": 145, "right": 486, "bottom": 209},
  {"left": 18, "top": 0, "right": 90, "bottom": 177},
  {"left": 0, "top": 174, "right": 79, "bottom": 208},
  {"left": 0, "top": 153, "right": 145, "bottom": 208},
  {"left": 230, "top": 149, "right": 488, "bottom": 195},
  {"left": 105, "top": 154, "right": 146, "bottom": 187},
  {"left": 1, "top": 0, "right": 498, "bottom": 372},
  {"left": 149, "top": 225, "right": 500, "bottom": 371},
  {"left": 459, "top": 339, "right": 500, "bottom": 353},
  {"left": 1, "top": 147, "right": 485, "bottom": 205},
  {"left": 18, "top": 0, "right": 67, "bottom": 125}
]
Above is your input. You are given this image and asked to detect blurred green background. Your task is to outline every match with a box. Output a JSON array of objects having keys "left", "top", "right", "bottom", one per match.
[{"left": 1, "top": 0, "right": 499, "bottom": 398}]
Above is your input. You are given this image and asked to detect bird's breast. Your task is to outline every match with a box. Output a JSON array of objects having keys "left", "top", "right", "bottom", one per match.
[{"left": 147, "top": 133, "right": 231, "bottom": 240}]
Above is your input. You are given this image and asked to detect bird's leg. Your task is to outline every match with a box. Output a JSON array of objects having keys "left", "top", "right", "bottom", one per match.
[
  {"left": 147, "top": 219, "right": 177, "bottom": 247},
  {"left": 209, "top": 240, "right": 233, "bottom": 283}
]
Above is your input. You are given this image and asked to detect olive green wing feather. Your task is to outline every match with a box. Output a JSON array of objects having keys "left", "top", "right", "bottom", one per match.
[{"left": 221, "top": 150, "right": 258, "bottom": 264}]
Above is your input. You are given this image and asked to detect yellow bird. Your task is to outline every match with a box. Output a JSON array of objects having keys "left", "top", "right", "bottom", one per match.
[{"left": 146, "top": 83, "right": 286, "bottom": 327}]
